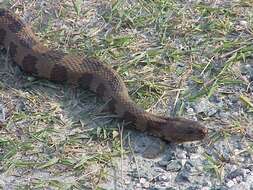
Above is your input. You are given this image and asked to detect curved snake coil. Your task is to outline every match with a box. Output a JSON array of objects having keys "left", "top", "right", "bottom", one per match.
[{"left": 0, "top": 9, "right": 207, "bottom": 142}]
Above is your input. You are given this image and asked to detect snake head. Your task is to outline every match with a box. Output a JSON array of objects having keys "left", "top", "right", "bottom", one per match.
[
  {"left": 147, "top": 116, "right": 208, "bottom": 143},
  {"left": 163, "top": 117, "right": 207, "bottom": 142}
]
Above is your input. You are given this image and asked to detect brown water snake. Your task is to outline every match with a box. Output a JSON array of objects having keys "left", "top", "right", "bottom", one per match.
[{"left": 0, "top": 9, "right": 207, "bottom": 142}]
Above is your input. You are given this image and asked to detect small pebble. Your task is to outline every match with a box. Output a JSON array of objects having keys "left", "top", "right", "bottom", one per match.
[
  {"left": 158, "top": 160, "right": 169, "bottom": 167},
  {"left": 143, "top": 182, "right": 149, "bottom": 188},
  {"left": 140, "top": 178, "right": 146, "bottom": 184},
  {"left": 186, "top": 107, "right": 195, "bottom": 114},
  {"left": 226, "top": 180, "right": 235, "bottom": 188},
  {"left": 157, "top": 174, "right": 170, "bottom": 182},
  {"left": 136, "top": 183, "right": 141, "bottom": 188},
  {"left": 194, "top": 98, "right": 218, "bottom": 116},
  {"left": 235, "top": 176, "right": 243, "bottom": 183},
  {"left": 227, "top": 168, "right": 245, "bottom": 180},
  {"left": 15, "top": 101, "right": 26, "bottom": 112},
  {"left": 175, "top": 171, "right": 190, "bottom": 183},
  {"left": 239, "top": 20, "right": 248, "bottom": 27},
  {"left": 166, "top": 160, "right": 182, "bottom": 172},
  {"left": 177, "top": 151, "right": 187, "bottom": 159}
]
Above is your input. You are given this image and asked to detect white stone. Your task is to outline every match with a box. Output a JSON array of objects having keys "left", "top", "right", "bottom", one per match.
[
  {"left": 139, "top": 178, "right": 146, "bottom": 184},
  {"left": 227, "top": 180, "right": 235, "bottom": 188}
]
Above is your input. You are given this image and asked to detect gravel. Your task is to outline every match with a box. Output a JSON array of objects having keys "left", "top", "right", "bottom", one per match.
[{"left": 1, "top": 0, "right": 253, "bottom": 190}]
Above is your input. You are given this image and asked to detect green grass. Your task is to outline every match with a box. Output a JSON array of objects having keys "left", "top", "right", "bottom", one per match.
[{"left": 0, "top": 0, "right": 253, "bottom": 189}]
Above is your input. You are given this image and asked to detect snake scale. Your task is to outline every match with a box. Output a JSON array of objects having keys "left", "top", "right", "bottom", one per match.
[{"left": 0, "top": 9, "right": 207, "bottom": 142}]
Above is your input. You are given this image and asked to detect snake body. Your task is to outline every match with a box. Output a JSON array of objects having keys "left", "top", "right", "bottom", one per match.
[{"left": 0, "top": 9, "right": 207, "bottom": 142}]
